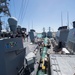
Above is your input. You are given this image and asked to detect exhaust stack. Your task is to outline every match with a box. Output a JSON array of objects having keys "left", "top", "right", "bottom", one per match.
[{"left": 8, "top": 17, "right": 17, "bottom": 34}]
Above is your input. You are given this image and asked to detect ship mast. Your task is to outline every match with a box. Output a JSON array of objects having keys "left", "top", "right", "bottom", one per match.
[
  {"left": 67, "top": 12, "right": 69, "bottom": 29},
  {"left": 61, "top": 12, "right": 63, "bottom": 26},
  {"left": 0, "top": 0, "right": 11, "bottom": 16},
  {"left": 0, "top": 0, "right": 11, "bottom": 37},
  {"left": 43, "top": 27, "right": 45, "bottom": 32}
]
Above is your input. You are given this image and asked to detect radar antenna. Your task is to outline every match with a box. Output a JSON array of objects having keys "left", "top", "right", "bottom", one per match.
[{"left": 0, "top": 0, "right": 11, "bottom": 16}]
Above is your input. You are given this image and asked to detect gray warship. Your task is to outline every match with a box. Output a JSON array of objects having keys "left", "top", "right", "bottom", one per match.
[
  {"left": 0, "top": 0, "right": 75, "bottom": 75},
  {"left": 0, "top": 0, "right": 40, "bottom": 75}
]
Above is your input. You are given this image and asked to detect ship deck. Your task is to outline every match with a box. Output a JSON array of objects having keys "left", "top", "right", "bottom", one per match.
[{"left": 23, "top": 37, "right": 41, "bottom": 75}]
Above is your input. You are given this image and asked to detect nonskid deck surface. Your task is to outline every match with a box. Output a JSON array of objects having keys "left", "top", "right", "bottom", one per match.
[
  {"left": 22, "top": 38, "right": 41, "bottom": 75},
  {"left": 50, "top": 54, "right": 75, "bottom": 75},
  {"left": 23, "top": 37, "right": 38, "bottom": 54},
  {"left": 31, "top": 49, "right": 41, "bottom": 75},
  {"left": 23, "top": 48, "right": 40, "bottom": 75},
  {"left": 22, "top": 38, "right": 75, "bottom": 75},
  {"left": 48, "top": 38, "right": 75, "bottom": 75}
]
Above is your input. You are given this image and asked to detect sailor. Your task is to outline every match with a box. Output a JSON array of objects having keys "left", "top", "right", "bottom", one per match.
[
  {"left": 57, "top": 41, "right": 62, "bottom": 53},
  {"left": 26, "top": 32, "right": 28, "bottom": 42},
  {"left": 58, "top": 41, "right": 62, "bottom": 49},
  {"left": 21, "top": 30, "right": 25, "bottom": 40},
  {"left": 54, "top": 41, "right": 62, "bottom": 53}
]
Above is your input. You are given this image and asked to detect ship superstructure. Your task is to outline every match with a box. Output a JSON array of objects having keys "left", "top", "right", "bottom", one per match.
[{"left": 0, "top": 0, "right": 75, "bottom": 75}]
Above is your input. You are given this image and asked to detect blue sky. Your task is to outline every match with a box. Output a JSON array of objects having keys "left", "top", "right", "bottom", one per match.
[{"left": 8, "top": 0, "right": 75, "bottom": 32}]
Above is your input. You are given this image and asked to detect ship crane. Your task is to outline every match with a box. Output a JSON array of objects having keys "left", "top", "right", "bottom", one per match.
[{"left": 0, "top": 0, "right": 11, "bottom": 16}]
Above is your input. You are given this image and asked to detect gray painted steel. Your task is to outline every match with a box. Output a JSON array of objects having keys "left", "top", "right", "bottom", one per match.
[
  {"left": 47, "top": 31, "right": 52, "bottom": 38},
  {"left": 0, "top": 38, "right": 25, "bottom": 75},
  {"left": 8, "top": 17, "right": 17, "bottom": 33},
  {"left": 50, "top": 54, "right": 75, "bottom": 75},
  {"left": 23, "top": 43, "right": 40, "bottom": 75},
  {"left": 42, "top": 32, "right": 46, "bottom": 38},
  {"left": 32, "top": 50, "right": 41, "bottom": 75},
  {"left": 56, "top": 29, "right": 69, "bottom": 46},
  {"left": 0, "top": 0, "right": 6, "bottom": 3},
  {"left": 0, "top": 25, "right": 2, "bottom": 32},
  {"left": 0, "top": 0, "right": 11, "bottom": 16},
  {"left": 29, "top": 31, "right": 35, "bottom": 43},
  {"left": 66, "top": 28, "right": 75, "bottom": 53}
]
